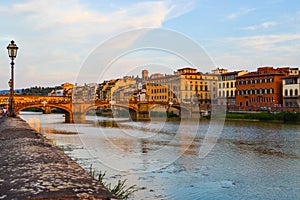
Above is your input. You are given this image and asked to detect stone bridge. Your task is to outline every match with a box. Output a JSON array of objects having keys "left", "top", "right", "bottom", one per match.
[
  {"left": 0, "top": 95, "right": 73, "bottom": 122},
  {"left": 0, "top": 95, "right": 195, "bottom": 123}
]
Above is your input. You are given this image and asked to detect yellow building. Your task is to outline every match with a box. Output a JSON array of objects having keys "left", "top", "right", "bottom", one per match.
[
  {"left": 217, "top": 70, "right": 248, "bottom": 106},
  {"left": 146, "top": 67, "right": 218, "bottom": 111},
  {"left": 146, "top": 83, "right": 169, "bottom": 102},
  {"left": 97, "top": 76, "right": 136, "bottom": 103},
  {"left": 62, "top": 82, "right": 74, "bottom": 97},
  {"left": 111, "top": 76, "right": 136, "bottom": 102},
  {"left": 97, "top": 79, "right": 117, "bottom": 101}
]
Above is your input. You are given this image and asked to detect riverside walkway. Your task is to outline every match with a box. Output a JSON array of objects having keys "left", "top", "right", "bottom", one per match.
[{"left": 0, "top": 117, "right": 116, "bottom": 200}]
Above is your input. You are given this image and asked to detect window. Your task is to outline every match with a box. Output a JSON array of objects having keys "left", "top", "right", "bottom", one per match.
[
  {"left": 219, "top": 91, "right": 221, "bottom": 97},
  {"left": 270, "top": 88, "right": 273, "bottom": 94},
  {"left": 231, "top": 82, "right": 233, "bottom": 88},
  {"left": 226, "top": 91, "right": 229, "bottom": 97},
  {"left": 260, "top": 78, "right": 262, "bottom": 83},
  {"left": 231, "top": 90, "right": 234, "bottom": 97},
  {"left": 290, "top": 89, "right": 293, "bottom": 96},
  {"left": 260, "top": 88, "right": 262, "bottom": 94},
  {"left": 270, "top": 77, "right": 273, "bottom": 82},
  {"left": 222, "top": 91, "right": 225, "bottom": 97},
  {"left": 285, "top": 89, "right": 288, "bottom": 96},
  {"left": 265, "top": 88, "right": 268, "bottom": 94},
  {"left": 295, "top": 89, "right": 298, "bottom": 96},
  {"left": 227, "top": 82, "right": 229, "bottom": 88},
  {"left": 223, "top": 83, "right": 225, "bottom": 88},
  {"left": 219, "top": 83, "right": 221, "bottom": 88},
  {"left": 255, "top": 79, "right": 258, "bottom": 84}
]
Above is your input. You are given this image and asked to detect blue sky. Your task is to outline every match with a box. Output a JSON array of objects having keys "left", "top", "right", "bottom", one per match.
[{"left": 0, "top": 0, "right": 299, "bottom": 89}]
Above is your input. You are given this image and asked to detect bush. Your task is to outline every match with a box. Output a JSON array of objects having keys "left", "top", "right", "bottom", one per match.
[
  {"left": 226, "top": 112, "right": 300, "bottom": 122},
  {"left": 89, "top": 165, "right": 137, "bottom": 200}
]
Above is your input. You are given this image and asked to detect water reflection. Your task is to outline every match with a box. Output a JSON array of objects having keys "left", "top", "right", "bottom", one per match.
[{"left": 20, "top": 114, "right": 300, "bottom": 200}]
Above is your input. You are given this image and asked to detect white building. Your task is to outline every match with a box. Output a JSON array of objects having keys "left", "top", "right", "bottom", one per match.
[
  {"left": 282, "top": 75, "right": 300, "bottom": 108},
  {"left": 217, "top": 70, "right": 248, "bottom": 106}
]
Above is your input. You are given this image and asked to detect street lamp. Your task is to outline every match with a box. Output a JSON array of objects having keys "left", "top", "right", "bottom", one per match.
[{"left": 7, "top": 40, "right": 18, "bottom": 117}]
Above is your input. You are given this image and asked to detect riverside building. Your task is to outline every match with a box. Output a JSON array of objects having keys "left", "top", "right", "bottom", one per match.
[
  {"left": 282, "top": 74, "right": 300, "bottom": 108},
  {"left": 235, "top": 67, "right": 297, "bottom": 109},
  {"left": 146, "top": 67, "right": 218, "bottom": 111},
  {"left": 217, "top": 70, "right": 248, "bottom": 106}
]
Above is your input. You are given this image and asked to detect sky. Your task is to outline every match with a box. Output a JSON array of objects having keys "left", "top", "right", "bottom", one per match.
[{"left": 0, "top": 0, "right": 299, "bottom": 89}]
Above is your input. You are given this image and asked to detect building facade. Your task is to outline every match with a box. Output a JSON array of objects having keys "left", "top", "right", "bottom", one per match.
[
  {"left": 145, "top": 67, "right": 218, "bottom": 111},
  {"left": 282, "top": 75, "right": 300, "bottom": 108},
  {"left": 217, "top": 70, "right": 248, "bottom": 106},
  {"left": 235, "top": 67, "right": 293, "bottom": 109}
]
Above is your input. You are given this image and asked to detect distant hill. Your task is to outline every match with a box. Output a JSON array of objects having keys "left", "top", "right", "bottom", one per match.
[
  {"left": 0, "top": 90, "right": 9, "bottom": 94},
  {"left": 0, "top": 89, "right": 22, "bottom": 95}
]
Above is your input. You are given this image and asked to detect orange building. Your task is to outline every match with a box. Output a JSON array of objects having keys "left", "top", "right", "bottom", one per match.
[{"left": 235, "top": 67, "right": 294, "bottom": 109}]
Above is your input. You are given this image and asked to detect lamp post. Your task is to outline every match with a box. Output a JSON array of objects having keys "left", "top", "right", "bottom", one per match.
[{"left": 7, "top": 40, "right": 18, "bottom": 117}]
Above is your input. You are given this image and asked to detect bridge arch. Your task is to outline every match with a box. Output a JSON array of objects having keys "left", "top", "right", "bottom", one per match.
[
  {"left": 84, "top": 104, "right": 111, "bottom": 114},
  {"left": 15, "top": 103, "right": 73, "bottom": 123},
  {"left": 112, "top": 103, "right": 139, "bottom": 120}
]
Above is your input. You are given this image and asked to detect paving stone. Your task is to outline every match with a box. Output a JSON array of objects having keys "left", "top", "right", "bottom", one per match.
[{"left": 0, "top": 117, "right": 116, "bottom": 200}]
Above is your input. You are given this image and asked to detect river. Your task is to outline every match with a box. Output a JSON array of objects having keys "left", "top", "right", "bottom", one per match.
[{"left": 20, "top": 113, "right": 300, "bottom": 200}]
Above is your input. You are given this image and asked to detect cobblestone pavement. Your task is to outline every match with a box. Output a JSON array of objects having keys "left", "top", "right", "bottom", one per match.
[{"left": 0, "top": 117, "right": 117, "bottom": 200}]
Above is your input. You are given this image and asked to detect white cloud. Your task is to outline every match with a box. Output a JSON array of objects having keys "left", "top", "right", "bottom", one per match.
[
  {"left": 0, "top": 0, "right": 194, "bottom": 89},
  {"left": 241, "top": 21, "right": 278, "bottom": 30},
  {"left": 202, "top": 34, "right": 300, "bottom": 70},
  {"left": 228, "top": 34, "right": 300, "bottom": 50},
  {"left": 226, "top": 8, "right": 256, "bottom": 20}
]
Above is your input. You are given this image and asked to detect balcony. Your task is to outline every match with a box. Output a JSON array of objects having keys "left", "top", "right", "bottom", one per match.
[{"left": 283, "top": 95, "right": 299, "bottom": 99}]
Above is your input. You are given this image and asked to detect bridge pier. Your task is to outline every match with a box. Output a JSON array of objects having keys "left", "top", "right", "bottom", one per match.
[
  {"left": 72, "top": 112, "right": 86, "bottom": 123},
  {"left": 71, "top": 102, "right": 97, "bottom": 123},
  {"left": 64, "top": 112, "right": 74, "bottom": 123},
  {"left": 129, "top": 102, "right": 150, "bottom": 121},
  {"left": 43, "top": 106, "right": 52, "bottom": 114},
  {"left": 72, "top": 102, "right": 86, "bottom": 123}
]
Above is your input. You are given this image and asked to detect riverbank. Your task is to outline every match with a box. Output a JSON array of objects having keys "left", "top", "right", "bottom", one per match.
[
  {"left": 224, "top": 112, "right": 300, "bottom": 123},
  {"left": 0, "top": 117, "right": 116, "bottom": 200}
]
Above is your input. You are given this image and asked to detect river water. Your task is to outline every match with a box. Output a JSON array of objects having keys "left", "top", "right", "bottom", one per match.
[{"left": 20, "top": 113, "right": 300, "bottom": 200}]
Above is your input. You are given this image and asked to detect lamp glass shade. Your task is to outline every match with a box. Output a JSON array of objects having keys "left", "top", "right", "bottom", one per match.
[{"left": 7, "top": 40, "right": 18, "bottom": 59}]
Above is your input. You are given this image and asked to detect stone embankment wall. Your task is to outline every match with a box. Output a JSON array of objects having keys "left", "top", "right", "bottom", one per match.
[{"left": 0, "top": 117, "right": 116, "bottom": 200}]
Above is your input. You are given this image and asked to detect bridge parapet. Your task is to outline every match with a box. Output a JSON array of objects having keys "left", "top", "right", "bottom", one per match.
[
  {"left": 0, "top": 95, "right": 200, "bottom": 123},
  {"left": 0, "top": 95, "right": 73, "bottom": 123}
]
